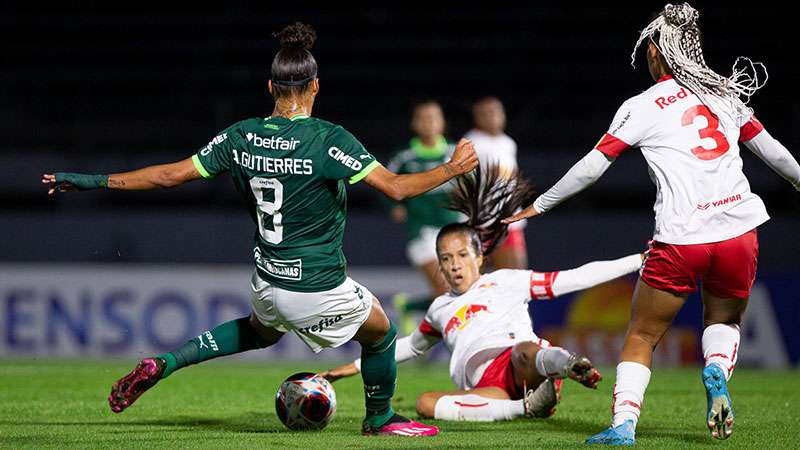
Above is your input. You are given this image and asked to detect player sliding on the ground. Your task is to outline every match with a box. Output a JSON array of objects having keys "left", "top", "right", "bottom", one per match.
[
  {"left": 41, "top": 22, "right": 478, "bottom": 437},
  {"left": 321, "top": 165, "right": 644, "bottom": 421},
  {"left": 504, "top": 3, "right": 800, "bottom": 445}
]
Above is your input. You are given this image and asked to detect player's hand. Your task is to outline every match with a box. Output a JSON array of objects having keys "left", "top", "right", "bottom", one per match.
[
  {"left": 446, "top": 138, "right": 478, "bottom": 176},
  {"left": 42, "top": 173, "right": 78, "bottom": 195},
  {"left": 319, "top": 362, "right": 359, "bottom": 382},
  {"left": 502, "top": 203, "right": 540, "bottom": 224},
  {"left": 42, "top": 172, "right": 108, "bottom": 195}
]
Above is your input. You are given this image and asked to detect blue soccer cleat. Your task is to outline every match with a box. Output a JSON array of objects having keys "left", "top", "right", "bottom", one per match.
[
  {"left": 585, "top": 420, "right": 636, "bottom": 446},
  {"left": 703, "top": 363, "right": 734, "bottom": 440}
]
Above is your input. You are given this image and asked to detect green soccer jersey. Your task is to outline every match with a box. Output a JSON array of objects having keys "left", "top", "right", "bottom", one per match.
[
  {"left": 192, "top": 115, "right": 379, "bottom": 292},
  {"left": 387, "top": 136, "right": 461, "bottom": 241}
]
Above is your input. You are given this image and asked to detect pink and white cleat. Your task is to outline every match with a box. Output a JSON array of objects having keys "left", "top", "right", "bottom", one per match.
[
  {"left": 362, "top": 414, "right": 439, "bottom": 436},
  {"left": 108, "top": 357, "right": 165, "bottom": 413}
]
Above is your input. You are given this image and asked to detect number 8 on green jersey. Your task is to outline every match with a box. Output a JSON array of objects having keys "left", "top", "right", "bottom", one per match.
[{"left": 192, "top": 114, "right": 380, "bottom": 292}]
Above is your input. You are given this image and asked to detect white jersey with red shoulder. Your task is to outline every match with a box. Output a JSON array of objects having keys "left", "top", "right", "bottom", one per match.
[
  {"left": 595, "top": 75, "right": 769, "bottom": 245},
  {"left": 419, "top": 269, "right": 557, "bottom": 389}
]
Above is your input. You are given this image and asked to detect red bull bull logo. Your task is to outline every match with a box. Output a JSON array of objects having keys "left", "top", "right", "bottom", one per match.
[{"left": 444, "top": 304, "right": 488, "bottom": 336}]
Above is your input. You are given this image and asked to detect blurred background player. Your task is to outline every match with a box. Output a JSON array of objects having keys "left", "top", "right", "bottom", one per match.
[
  {"left": 322, "top": 166, "right": 644, "bottom": 422},
  {"left": 464, "top": 97, "right": 529, "bottom": 270},
  {"left": 505, "top": 3, "right": 800, "bottom": 445},
  {"left": 43, "top": 22, "right": 479, "bottom": 437},
  {"left": 388, "top": 101, "right": 463, "bottom": 333}
]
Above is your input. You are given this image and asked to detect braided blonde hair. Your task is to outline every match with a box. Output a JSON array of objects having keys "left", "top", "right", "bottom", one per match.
[{"left": 632, "top": 3, "right": 767, "bottom": 127}]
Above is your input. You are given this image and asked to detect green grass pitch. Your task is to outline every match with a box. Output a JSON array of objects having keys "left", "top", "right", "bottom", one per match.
[{"left": 0, "top": 360, "right": 797, "bottom": 449}]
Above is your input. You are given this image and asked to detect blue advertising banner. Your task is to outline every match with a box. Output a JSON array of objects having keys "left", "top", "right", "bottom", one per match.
[{"left": 1, "top": 265, "right": 796, "bottom": 368}]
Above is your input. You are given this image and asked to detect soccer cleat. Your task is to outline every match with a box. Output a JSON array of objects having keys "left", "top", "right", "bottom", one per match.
[
  {"left": 585, "top": 420, "right": 636, "bottom": 446},
  {"left": 703, "top": 363, "right": 734, "bottom": 440},
  {"left": 567, "top": 354, "right": 602, "bottom": 389},
  {"left": 108, "top": 357, "right": 165, "bottom": 413},
  {"left": 362, "top": 414, "right": 439, "bottom": 436},
  {"left": 524, "top": 378, "right": 560, "bottom": 418}
]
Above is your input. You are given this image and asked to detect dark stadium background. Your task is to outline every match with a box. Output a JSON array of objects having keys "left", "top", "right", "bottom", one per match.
[{"left": 2, "top": 3, "right": 797, "bottom": 270}]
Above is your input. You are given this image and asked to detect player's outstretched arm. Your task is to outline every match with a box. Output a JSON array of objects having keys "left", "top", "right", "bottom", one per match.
[
  {"left": 742, "top": 126, "right": 800, "bottom": 192},
  {"left": 503, "top": 149, "right": 614, "bottom": 224},
  {"left": 364, "top": 138, "right": 478, "bottom": 201},
  {"left": 320, "top": 329, "right": 440, "bottom": 382},
  {"left": 42, "top": 157, "right": 201, "bottom": 195},
  {"left": 532, "top": 253, "right": 644, "bottom": 301}
]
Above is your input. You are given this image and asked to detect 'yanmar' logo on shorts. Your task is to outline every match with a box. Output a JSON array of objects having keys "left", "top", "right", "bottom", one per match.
[{"left": 299, "top": 315, "right": 343, "bottom": 335}]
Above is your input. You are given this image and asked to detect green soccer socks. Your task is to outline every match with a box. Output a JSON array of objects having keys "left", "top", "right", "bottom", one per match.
[
  {"left": 360, "top": 321, "right": 399, "bottom": 428},
  {"left": 157, "top": 316, "right": 268, "bottom": 378}
]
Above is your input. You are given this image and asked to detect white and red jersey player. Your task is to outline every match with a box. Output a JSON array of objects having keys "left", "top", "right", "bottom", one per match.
[
  {"left": 354, "top": 254, "right": 642, "bottom": 390},
  {"left": 534, "top": 75, "right": 800, "bottom": 245}
]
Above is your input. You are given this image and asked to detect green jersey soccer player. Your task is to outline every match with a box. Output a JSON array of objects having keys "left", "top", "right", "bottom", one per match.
[
  {"left": 386, "top": 101, "right": 462, "bottom": 332},
  {"left": 43, "top": 22, "right": 477, "bottom": 437}
]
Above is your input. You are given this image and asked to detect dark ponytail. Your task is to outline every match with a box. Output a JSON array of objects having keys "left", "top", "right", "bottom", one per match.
[
  {"left": 271, "top": 22, "right": 318, "bottom": 99},
  {"left": 437, "top": 164, "right": 536, "bottom": 257}
]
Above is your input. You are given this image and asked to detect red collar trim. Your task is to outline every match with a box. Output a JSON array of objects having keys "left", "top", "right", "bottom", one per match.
[{"left": 657, "top": 75, "right": 673, "bottom": 83}]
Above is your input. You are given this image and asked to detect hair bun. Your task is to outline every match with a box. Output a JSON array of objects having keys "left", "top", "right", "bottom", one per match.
[
  {"left": 275, "top": 22, "right": 316, "bottom": 51},
  {"left": 663, "top": 3, "right": 699, "bottom": 27}
]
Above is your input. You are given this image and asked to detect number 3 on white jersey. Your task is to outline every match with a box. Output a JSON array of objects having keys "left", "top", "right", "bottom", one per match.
[
  {"left": 250, "top": 177, "right": 283, "bottom": 244},
  {"left": 681, "top": 105, "right": 730, "bottom": 160}
]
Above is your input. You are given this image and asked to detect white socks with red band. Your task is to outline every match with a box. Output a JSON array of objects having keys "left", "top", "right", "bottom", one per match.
[
  {"left": 534, "top": 346, "right": 572, "bottom": 378},
  {"left": 612, "top": 361, "right": 651, "bottom": 428},
  {"left": 702, "top": 324, "right": 740, "bottom": 381},
  {"left": 607, "top": 324, "right": 739, "bottom": 429},
  {"left": 434, "top": 394, "right": 524, "bottom": 422}
]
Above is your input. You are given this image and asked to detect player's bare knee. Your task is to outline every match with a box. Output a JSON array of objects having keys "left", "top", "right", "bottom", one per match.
[
  {"left": 354, "top": 298, "right": 392, "bottom": 345},
  {"left": 511, "top": 341, "right": 540, "bottom": 369},
  {"left": 369, "top": 298, "right": 391, "bottom": 334},
  {"left": 416, "top": 393, "right": 436, "bottom": 418}
]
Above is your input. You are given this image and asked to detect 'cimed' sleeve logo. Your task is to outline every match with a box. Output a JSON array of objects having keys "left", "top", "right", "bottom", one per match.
[
  {"left": 328, "top": 146, "right": 368, "bottom": 171},
  {"left": 200, "top": 133, "right": 228, "bottom": 156}
]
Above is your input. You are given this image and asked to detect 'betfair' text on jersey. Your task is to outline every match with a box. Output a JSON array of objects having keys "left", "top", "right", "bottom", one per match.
[
  {"left": 232, "top": 149, "right": 313, "bottom": 175},
  {"left": 245, "top": 133, "right": 301, "bottom": 150}
]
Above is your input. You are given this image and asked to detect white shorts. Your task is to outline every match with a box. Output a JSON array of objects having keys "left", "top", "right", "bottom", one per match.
[
  {"left": 250, "top": 271, "right": 374, "bottom": 353},
  {"left": 406, "top": 226, "right": 440, "bottom": 266}
]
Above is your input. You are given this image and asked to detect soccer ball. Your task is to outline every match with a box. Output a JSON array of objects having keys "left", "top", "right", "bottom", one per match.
[{"left": 275, "top": 372, "right": 337, "bottom": 430}]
